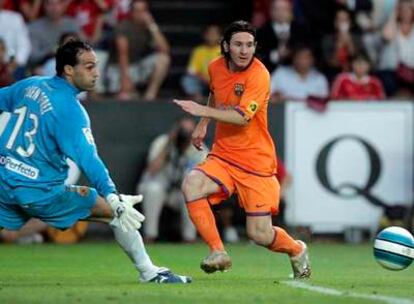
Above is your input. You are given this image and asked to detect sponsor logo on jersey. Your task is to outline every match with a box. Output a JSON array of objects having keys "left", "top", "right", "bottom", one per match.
[
  {"left": 82, "top": 128, "right": 95, "bottom": 145},
  {"left": 0, "top": 155, "right": 39, "bottom": 179}
]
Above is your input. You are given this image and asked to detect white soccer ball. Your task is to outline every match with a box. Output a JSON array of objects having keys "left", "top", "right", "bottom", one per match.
[{"left": 373, "top": 226, "right": 414, "bottom": 270}]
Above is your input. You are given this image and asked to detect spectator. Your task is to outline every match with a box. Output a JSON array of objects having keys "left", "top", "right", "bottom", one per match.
[
  {"left": 66, "top": 0, "right": 113, "bottom": 46},
  {"left": 360, "top": 0, "right": 398, "bottom": 67},
  {"left": 321, "top": 8, "right": 364, "bottom": 81},
  {"left": 0, "top": 0, "right": 31, "bottom": 80},
  {"left": 294, "top": 0, "right": 341, "bottom": 54},
  {"left": 110, "top": 0, "right": 131, "bottom": 22},
  {"left": 107, "top": 0, "right": 170, "bottom": 101},
  {"left": 256, "top": 0, "right": 310, "bottom": 74},
  {"left": 29, "top": 0, "right": 80, "bottom": 66},
  {"left": 377, "top": 0, "right": 414, "bottom": 97},
  {"left": 251, "top": 0, "right": 271, "bottom": 28},
  {"left": 66, "top": 0, "right": 114, "bottom": 96},
  {"left": 181, "top": 24, "right": 221, "bottom": 103},
  {"left": 0, "top": 38, "right": 14, "bottom": 87},
  {"left": 2, "top": 0, "right": 43, "bottom": 22},
  {"left": 270, "top": 46, "right": 329, "bottom": 102},
  {"left": 331, "top": 53, "right": 386, "bottom": 100},
  {"left": 35, "top": 32, "right": 80, "bottom": 76},
  {"left": 137, "top": 117, "right": 207, "bottom": 243},
  {"left": 296, "top": 0, "right": 370, "bottom": 37}
]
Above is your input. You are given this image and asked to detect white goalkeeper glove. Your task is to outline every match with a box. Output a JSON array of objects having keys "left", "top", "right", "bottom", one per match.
[{"left": 106, "top": 193, "right": 145, "bottom": 232}]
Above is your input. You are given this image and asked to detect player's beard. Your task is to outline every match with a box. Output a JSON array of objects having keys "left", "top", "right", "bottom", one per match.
[{"left": 80, "top": 79, "right": 97, "bottom": 92}]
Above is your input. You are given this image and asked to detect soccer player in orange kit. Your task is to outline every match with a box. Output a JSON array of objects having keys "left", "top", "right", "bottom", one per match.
[{"left": 173, "top": 20, "right": 311, "bottom": 279}]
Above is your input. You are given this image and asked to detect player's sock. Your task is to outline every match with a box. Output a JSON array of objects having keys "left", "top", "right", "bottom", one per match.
[
  {"left": 267, "top": 227, "right": 302, "bottom": 257},
  {"left": 187, "top": 198, "right": 224, "bottom": 251},
  {"left": 110, "top": 219, "right": 159, "bottom": 281}
]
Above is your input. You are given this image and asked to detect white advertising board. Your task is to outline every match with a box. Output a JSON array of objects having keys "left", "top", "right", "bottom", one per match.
[{"left": 285, "top": 102, "right": 413, "bottom": 233}]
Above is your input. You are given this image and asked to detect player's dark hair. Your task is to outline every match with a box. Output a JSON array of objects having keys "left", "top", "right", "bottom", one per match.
[
  {"left": 221, "top": 20, "right": 256, "bottom": 59},
  {"left": 58, "top": 32, "right": 80, "bottom": 46},
  {"left": 55, "top": 39, "right": 93, "bottom": 77}
]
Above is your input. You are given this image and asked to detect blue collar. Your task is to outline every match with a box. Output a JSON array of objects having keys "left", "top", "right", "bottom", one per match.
[{"left": 52, "top": 76, "right": 81, "bottom": 96}]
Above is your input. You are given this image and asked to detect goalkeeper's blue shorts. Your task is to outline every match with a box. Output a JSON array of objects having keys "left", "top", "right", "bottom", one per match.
[{"left": 0, "top": 185, "right": 97, "bottom": 230}]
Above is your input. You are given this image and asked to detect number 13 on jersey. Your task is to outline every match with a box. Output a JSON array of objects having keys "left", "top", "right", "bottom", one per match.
[{"left": 0, "top": 106, "right": 38, "bottom": 157}]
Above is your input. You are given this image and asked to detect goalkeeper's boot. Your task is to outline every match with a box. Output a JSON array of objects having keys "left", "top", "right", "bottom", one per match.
[
  {"left": 200, "top": 250, "right": 232, "bottom": 273},
  {"left": 148, "top": 268, "right": 192, "bottom": 283},
  {"left": 290, "top": 240, "right": 311, "bottom": 279}
]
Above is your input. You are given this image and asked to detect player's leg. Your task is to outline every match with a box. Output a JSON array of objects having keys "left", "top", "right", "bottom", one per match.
[
  {"left": 0, "top": 201, "right": 31, "bottom": 237},
  {"left": 238, "top": 174, "right": 311, "bottom": 278},
  {"left": 1, "top": 219, "right": 47, "bottom": 244},
  {"left": 88, "top": 194, "right": 191, "bottom": 283},
  {"left": 245, "top": 212, "right": 301, "bottom": 253},
  {"left": 245, "top": 215, "right": 310, "bottom": 278},
  {"left": 181, "top": 158, "right": 235, "bottom": 273},
  {"left": 89, "top": 196, "right": 161, "bottom": 279},
  {"left": 36, "top": 185, "right": 190, "bottom": 283}
]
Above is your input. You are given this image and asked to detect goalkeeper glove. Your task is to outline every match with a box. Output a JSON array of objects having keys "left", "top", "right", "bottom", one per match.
[{"left": 106, "top": 193, "right": 145, "bottom": 232}]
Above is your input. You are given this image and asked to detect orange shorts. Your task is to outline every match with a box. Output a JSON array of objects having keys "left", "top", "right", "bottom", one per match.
[{"left": 195, "top": 156, "right": 280, "bottom": 216}]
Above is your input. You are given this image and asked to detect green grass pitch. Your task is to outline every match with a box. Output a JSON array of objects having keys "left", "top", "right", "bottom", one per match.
[{"left": 0, "top": 242, "right": 413, "bottom": 304}]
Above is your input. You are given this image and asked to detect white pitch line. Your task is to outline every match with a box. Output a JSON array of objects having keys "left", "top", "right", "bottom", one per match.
[{"left": 283, "top": 281, "right": 414, "bottom": 304}]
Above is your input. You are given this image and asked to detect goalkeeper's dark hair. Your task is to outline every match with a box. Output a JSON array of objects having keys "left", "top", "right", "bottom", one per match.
[
  {"left": 55, "top": 39, "right": 93, "bottom": 76},
  {"left": 221, "top": 20, "right": 257, "bottom": 59}
]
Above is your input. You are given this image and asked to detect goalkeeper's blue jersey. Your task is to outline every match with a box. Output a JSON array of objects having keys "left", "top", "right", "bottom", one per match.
[{"left": 0, "top": 76, "right": 116, "bottom": 205}]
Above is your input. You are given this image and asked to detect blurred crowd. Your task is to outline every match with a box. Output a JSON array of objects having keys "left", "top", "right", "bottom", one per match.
[
  {"left": 0, "top": 0, "right": 413, "bottom": 103},
  {"left": 255, "top": 0, "right": 414, "bottom": 103}
]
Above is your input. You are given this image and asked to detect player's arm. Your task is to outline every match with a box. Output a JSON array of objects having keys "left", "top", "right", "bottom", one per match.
[
  {"left": 203, "top": 104, "right": 248, "bottom": 126},
  {"left": 174, "top": 94, "right": 248, "bottom": 126},
  {"left": 185, "top": 93, "right": 215, "bottom": 150},
  {"left": 53, "top": 103, "right": 116, "bottom": 198},
  {"left": 197, "top": 92, "right": 214, "bottom": 127},
  {"left": 53, "top": 104, "right": 144, "bottom": 232}
]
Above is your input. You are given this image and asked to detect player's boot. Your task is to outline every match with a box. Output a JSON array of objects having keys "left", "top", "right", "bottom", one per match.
[
  {"left": 147, "top": 268, "right": 192, "bottom": 283},
  {"left": 290, "top": 240, "right": 311, "bottom": 279},
  {"left": 200, "top": 250, "right": 232, "bottom": 273}
]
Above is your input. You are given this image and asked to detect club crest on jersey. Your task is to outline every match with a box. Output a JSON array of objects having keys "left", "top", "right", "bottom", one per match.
[{"left": 234, "top": 83, "right": 244, "bottom": 97}]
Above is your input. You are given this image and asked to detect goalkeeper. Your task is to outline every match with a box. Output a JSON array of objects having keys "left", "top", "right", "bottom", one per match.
[{"left": 0, "top": 39, "right": 190, "bottom": 284}]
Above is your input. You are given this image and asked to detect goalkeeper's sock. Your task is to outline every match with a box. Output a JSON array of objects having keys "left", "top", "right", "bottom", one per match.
[
  {"left": 187, "top": 198, "right": 224, "bottom": 251},
  {"left": 110, "top": 219, "right": 159, "bottom": 281},
  {"left": 267, "top": 226, "right": 302, "bottom": 257}
]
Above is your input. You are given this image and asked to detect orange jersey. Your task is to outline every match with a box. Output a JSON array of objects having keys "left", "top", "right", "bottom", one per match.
[{"left": 208, "top": 56, "right": 277, "bottom": 175}]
